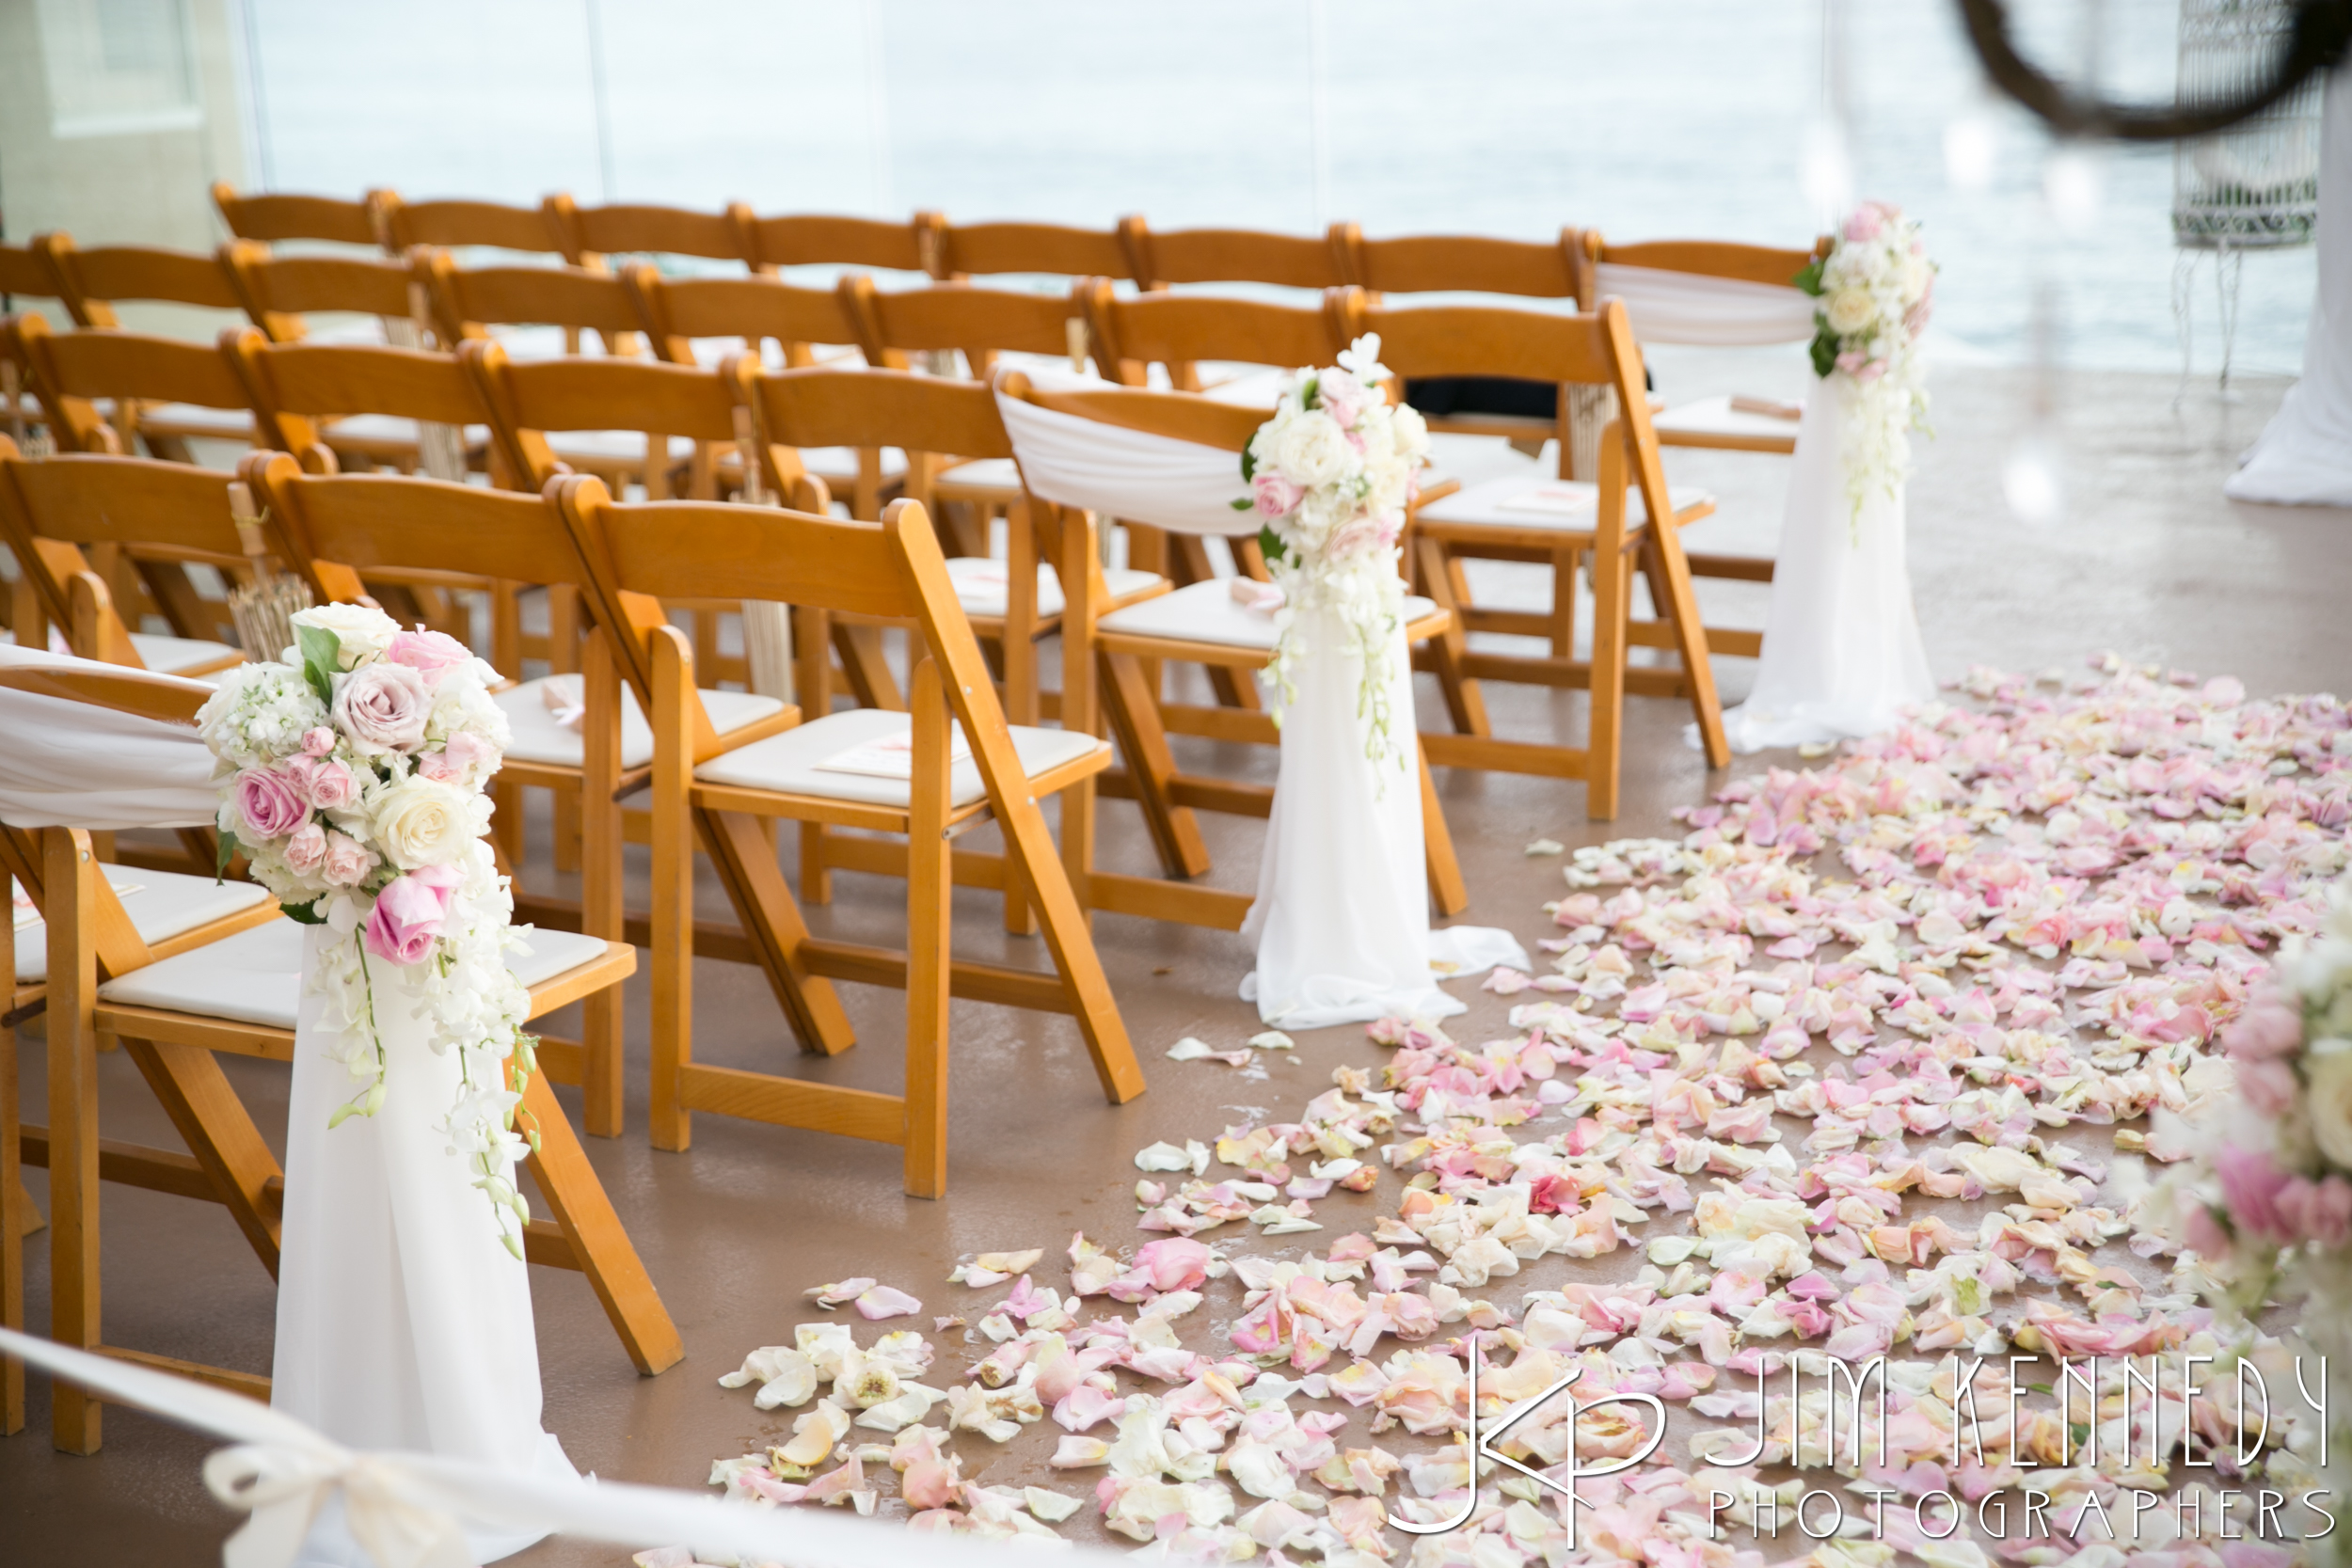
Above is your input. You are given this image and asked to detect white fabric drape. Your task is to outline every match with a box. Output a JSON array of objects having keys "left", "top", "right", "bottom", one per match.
[
  {"left": 0, "top": 643, "right": 569, "bottom": 1566},
  {"left": 1592, "top": 263, "right": 1816, "bottom": 346},
  {"left": 1, "top": 1327, "right": 1139, "bottom": 1568},
  {"left": 2226, "top": 64, "right": 2352, "bottom": 507},
  {"left": 0, "top": 645, "right": 219, "bottom": 829},
  {"left": 1713, "top": 376, "right": 1936, "bottom": 752},
  {"left": 277, "top": 928, "right": 577, "bottom": 1567},
  {"left": 998, "top": 375, "right": 1528, "bottom": 1025}
]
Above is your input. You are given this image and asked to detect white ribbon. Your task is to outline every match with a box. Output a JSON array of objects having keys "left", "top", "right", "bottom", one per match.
[
  {"left": 994, "top": 367, "right": 1263, "bottom": 538},
  {"left": 1592, "top": 262, "right": 1816, "bottom": 346},
  {"left": 0, "top": 644, "right": 220, "bottom": 830},
  {"left": 0, "top": 1326, "right": 1136, "bottom": 1568}
]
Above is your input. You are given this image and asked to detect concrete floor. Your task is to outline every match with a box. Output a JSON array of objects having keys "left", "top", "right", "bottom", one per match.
[{"left": 2, "top": 357, "right": 2346, "bottom": 1564}]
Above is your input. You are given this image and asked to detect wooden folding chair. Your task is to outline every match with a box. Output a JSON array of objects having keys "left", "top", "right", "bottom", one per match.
[
  {"left": 553, "top": 476, "right": 1143, "bottom": 1192},
  {"left": 1116, "top": 217, "right": 1352, "bottom": 292},
  {"left": 243, "top": 451, "right": 795, "bottom": 1141},
  {"left": 209, "top": 183, "right": 394, "bottom": 250},
  {"left": 2, "top": 652, "right": 680, "bottom": 1453},
  {"left": 745, "top": 211, "right": 944, "bottom": 277},
  {"left": 996, "top": 371, "right": 1470, "bottom": 929},
  {"left": 219, "top": 241, "right": 415, "bottom": 346},
  {"left": 1343, "top": 293, "right": 1729, "bottom": 816},
  {"left": 932, "top": 220, "right": 1131, "bottom": 283},
  {"left": 2, "top": 314, "right": 255, "bottom": 464},
  {"left": 626, "top": 267, "right": 900, "bottom": 516},
  {"left": 381, "top": 197, "right": 568, "bottom": 260},
  {"left": 23, "top": 238, "right": 256, "bottom": 454},
  {"left": 546, "top": 197, "right": 760, "bottom": 271}
]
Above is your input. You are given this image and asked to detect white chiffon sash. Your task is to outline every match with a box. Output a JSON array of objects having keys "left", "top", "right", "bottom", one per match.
[
  {"left": 0, "top": 645, "right": 219, "bottom": 829},
  {"left": 2227, "top": 64, "right": 2352, "bottom": 507},
  {"left": 1714, "top": 377, "right": 1936, "bottom": 752},
  {"left": 278, "top": 929, "right": 576, "bottom": 1566},
  {"left": 1593, "top": 263, "right": 1816, "bottom": 346},
  {"left": 996, "top": 390, "right": 1528, "bottom": 1025}
]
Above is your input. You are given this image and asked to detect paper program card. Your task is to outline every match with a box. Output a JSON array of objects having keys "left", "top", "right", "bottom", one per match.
[
  {"left": 814, "top": 726, "right": 974, "bottom": 781},
  {"left": 1492, "top": 483, "right": 1600, "bottom": 517}
]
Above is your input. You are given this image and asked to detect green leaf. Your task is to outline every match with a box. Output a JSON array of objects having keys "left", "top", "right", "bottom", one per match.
[
  {"left": 294, "top": 623, "right": 341, "bottom": 705},
  {"left": 1258, "top": 524, "right": 1288, "bottom": 565},
  {"left": 1229, "top": 498, "right": 1254, "bottom": 511},
  {"left": 1793, "top": 257, "right": 1826, "bottom": 296},
  {"left": 1809, "top": 330, "right": 1839, "bottom": 379},
  {"left": 1239, "top": 443, "right": 1257, "bottom": 483},
  {"left": 215, "top": 826, "right": 239, "bottom": 883},
  {"left": 280, "top": 896, "right": 327, "bottom": 925},
  {"left": 1299, "top": 373, "right": 1319, "bottom": 410}
]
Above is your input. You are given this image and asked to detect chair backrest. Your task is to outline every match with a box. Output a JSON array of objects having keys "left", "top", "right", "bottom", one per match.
[
  {"left": 740, "top": 364, "right": 1010, "bottom": 505},
  {"left": 547, "top": 197, "right": 760, "bottom": 268},
  {"left": 2, "top": 314, "right": 257, "bottom": 454},
  {"left": 224, "top": 331, "right": 477, "bottom": 473},
  {"left": 993, "top": 368, "right": 1268, "bottom": 545},
  {"left": 1, "top": 243, "right": 63, "bottom": 305},
  {"left": 1589, "top": 234, "right": 1829, "bottom": 292},
  {"left": 842, "top": 277, "right": 1078, "bottom": 374},
  {"left": 1340, "top": 293, "right": 1671, "bottom": 520},
  {"left": 935, "top": 220, "right": 1130, "bottom": 283},
  {"left": 382, "top": 198, "right": 568, "bottom": 258},
  {"left": 414, "top": 250, "right": 644, "bottom": 350},
  {"left": 625, "top": 267, "right": 861, "bottom": 369},
  {"left": 748, "top": 212, "right": 942, "bottom": 276},
  {"left": 1117, "top": 217, "right": 1351, "bottom": 290},
  {"left": 1077, "top": 277, "right": 1341, "bottom": 390},
  {"left": 1336, "top": 226, "right": 1586, "bottom": 301},
  {"left": 210, "top": 183, "right": 392, "bottom": 249},
  {"left": 220, "top": 243, "right": 416, "bottom": 344},
  {"left": 460, "top": 339, "right": 741, "bottom": 491},
  {"left": 35, "top": 235, "right": 243, "bottom": 328},
  {"left": 0, "top": 447, "right": 256, "bottom": 666}
]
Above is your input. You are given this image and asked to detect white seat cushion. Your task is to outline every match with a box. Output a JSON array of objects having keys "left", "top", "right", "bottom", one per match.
[
  {"left": 944, "top": 558, "right": 1163, "bottom": 619},
  {"left": 16, "top": 865, "right": 273, "bottom": 983},
  {"left": 485, "top": 325, "right": 575, "bottom": 361},
  {"left": 130, "top": 632, "right": 242, "bottom": 674},
  {"left": 1097, "top": 577, "right": 1438, "bottom": 651},
  {"left": 1651, "top": 394, "right": 1803, "bottom": 445},
  {"left": 321, "top": 413, "right": 492, "bottom": 450},
  {"left": 1200, "top": 367, "right": 1285, "bottom": 407},
  {"left": 694, "top": 707, "right": 1104, "bottom": 810},
  {"left": 137, "top": 403, "right": 255, "bottom": 438},
  {"left": 796, "top": 445, "right": 910, "bottom": 482},
  {"left": 494, "top": 677, "right": 787, "bottom": 770},
  {"left": 545, "top": 429, "right": 702, "bottom": 466},
  {"left": 935, "top": 456, "right": 1022, "bottom": 497},
  {"left": 1415, "top": 475, "right": 1711, "bottom": 531},
  {"left": 94, "top": 919, "right": 612, "bottom": 1030}
]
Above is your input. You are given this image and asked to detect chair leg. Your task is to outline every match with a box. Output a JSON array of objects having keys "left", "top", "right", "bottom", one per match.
[
  {"left": 44, "top": 830, "right": 100, "bottom": 1453},
  {"left": 1099, "top": 651, "right": 1212, "bottom": 880},
  {"left": 1417, "top": 741, "right": 1470, "bottom": 916},
  {"left": 1, "top": 937, "right": 23, "bottom": 1435},
  {"left": 580, "top": 632, "right": 627, "bottom": 1138},
  {"left": 120, "top": 1037, "right": 284, "bottom": 1273},
  {"left": 1549, "top": 545, "right": 1581, "bottom": 661},
  {"left": 1416, "top": 537, "right": 1492, "bottom": 738},
  {"left": 904, "top": 662, "right": 953, "bottom": 1198},
  {"left": 520, "top": 1072, "right": 681, "bottom": 1372},
  {"left": 649, "top": 633, "right": 697, "bottom": 1152},
  {"left": 702, "top": 810, "right": 856, "bottom": 1058},
  {"left": 1586, "top": 540, "right": 1631, "bottom": 821},
  {"left": 834, "top": 623, "right": 905, "bottom": 712},
  {"left": 1647, "top": 528, "right": 1730, "bottom": 768}
]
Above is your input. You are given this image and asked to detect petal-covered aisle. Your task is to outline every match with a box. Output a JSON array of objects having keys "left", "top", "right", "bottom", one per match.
[{"left": 682, "top": 655, "right": 2346, "bottom": 1566}]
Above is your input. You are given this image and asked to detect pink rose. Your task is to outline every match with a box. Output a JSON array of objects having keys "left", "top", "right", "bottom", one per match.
[
  {"left": 289, "top": 755, "right": 361, "bottom": 813},
  {"left": 1843, "top": 202, "right": 1888, "bottom": 242},
  {"left": 418, "top": 730, "right": 495, "bottom": 785},
  {"left": 1835, "top": 350, "right": 1867, "bottom": 375},
  {"left": 331, "top": 662, "right": 432, "bottom": 755},
  {"left": 1327, "top": 515, "right": 1398, "bottom": 559},
  {"left": 2224, "top": 996, "right": 2304, "bottom": 1061},
  {"left": 2183, "top": 1204, "right": 2233, "bottom": 1260},
  {"left": 2214, "top": 1144, "right": 2296, "bottom": 1241},
  {"left": 2238, "top": 1057, "right": 2299, "bottom": 1117},
  {"left": 2276, "top": 1176, "right": 2352, "bottom": 1248},
  {"left": 1252, "top": 471, "right": 1304, "bottom": 518},
  {"left": 234, "top": 767, "right": 310, "bottom": 841},
  {"left": 361, "top": 864, "right": 461, "bottom": 966},
  {"left": 320, "top": 830, "right": 379, "bottom": 888},
  {"left": 283, "top": 822, "right": 326, "bottom": 875},
  {"left": 301, "top": 727, "right": 337, "bottom": 757},
  {"left": 385, "top": 627, "right": 473, "bottom": 687}
]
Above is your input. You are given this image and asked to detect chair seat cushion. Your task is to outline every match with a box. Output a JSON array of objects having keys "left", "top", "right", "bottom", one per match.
[
  {"left": 321, "top": 413, "right": 492, "bottom": 450},
  {"left": 1651, "top": 393, "right": 1802, "bottom": 445},
  {"left": 130, "top": 632, "right": 243, "bottom": 674},
  {"left": 136, "top": 403, "right": 255, "bottom": 438},
  {"left": 935, "top": 456, "right": 1021, "bottom": 497},
  {"left": 94, "top": 920, "right": 612, "bottom": 1031},
  {"left": 546, "top": 429, "right": 702, "bottom": 466},
  {"left": 1098, "top": 578, "right": 1438, "bottom": 651},
  {"left": 495, "top": 677, "right": 787, "bottom": 770},
  {"left": 694, "top": 707, "right": 1105, "bottom": 810},
  {"left": 796, "top": 445, "right": 910, "bottom": 483},
  {"left": 944, "top": 558, "right": 1164, "bottom": 619},
  {"left": 16, "top": 865, "right": 273, "bottom": 983},
  {"left": 1415, "top": 475, "right": 1712, "bottom": 531}
]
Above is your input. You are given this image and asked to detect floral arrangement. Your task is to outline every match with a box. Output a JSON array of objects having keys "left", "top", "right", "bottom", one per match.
[
  {"left": 196, "top": 603, "right": 539, "bottom": 1253},
  {"left": 1796, "top": 199, "right": 1936, "bottom": 530},
  {"left": 1239, "top": 334, "right": 1430, "bottom": 775}
]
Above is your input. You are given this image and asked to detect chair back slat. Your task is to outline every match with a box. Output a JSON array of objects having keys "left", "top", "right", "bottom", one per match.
[
  {"left": 0, "top": 651, "right": 212, "bottom": 726},
  {"left": 1080, "top": 280, "right": 1338, "bottom": 388},
  {"left": 1120, "top": 219, "right": 1349, "bottom": 290},
  {"left": 5, "top": 315, "right": 251, "bottom": 451},
  {"left": 939, "top": 221, "right": 1128, "bottom": 281},
  {"left": 750, "top": 214, "right": 935, "bottom": 273},
  {"left": 211, "top": 183, "right": 390, "bottom": 248},
  {"left": 222, "top": 245, "right": 414, "bottom": 342},
  {"left": 1593, "top": 236, "right": 1827, "bottom": 291},
  {"left": 245, "top": 451, "right": 579, "bottom": 596},
  {"left": 996, "top": 370, "right": 1265, "bottom": 454},
  {"left": 226, "top": 333, "right": 480, "bottom": 467},
  {"left": 1, "top": 244, "right": 63, "bottom": 301},
  {"left": 1338, "top": 291, "right": 1614, "bottom": 388},
  {"left": 1340, "top": 227, "right": 1582, "bottom": 299},
  {"left": 626, "top": 269, "right": 859, "bottom": 366},
  {"left": 385, "top": 198, "right": 567, "bottom": 256},
  {"left": 40, "top": 237, "right": 241, "bottom": 327},
  {"left": 419, "top": 254, "right": 644, "bottom": 341},
  {"left": 748, "top": 366, "right": 1011, "bottom": 461},
  {"left": 552, "top": 198, "right": 758, "bottom": 265},
  {"left": 2, "top": 451, "right": 245, "bottom": 557},
  {"left": 846, "top": 279, "right": 1076, "bottom": 370}
]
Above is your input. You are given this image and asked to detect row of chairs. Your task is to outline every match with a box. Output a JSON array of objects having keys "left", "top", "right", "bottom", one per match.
[{"left": 199, "top": 182, "right": 1815, "bottom": 300}]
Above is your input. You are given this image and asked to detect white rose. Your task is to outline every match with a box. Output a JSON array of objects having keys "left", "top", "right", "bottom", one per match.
[
  {"left": 1824, "top": 288, "right": 1876, "bottom": 337},
  {"left": 1274, "top": 410, "right": 1357, "bottom": 488},
  {"left": 1387, "top": 401, "right": 1429, "bottom": 459},
  {"left": 292, "top": 604, "right": 401, "bottom": 670},
  {"left": 367, "top": 774, "right": 485, "bottom": 869},
  {"left": 2306, "top": 1049, "right": 2352, "bottom": 1167},
  {"left": 1899, "top": 254, "right": 1931, "bottom": 305}
]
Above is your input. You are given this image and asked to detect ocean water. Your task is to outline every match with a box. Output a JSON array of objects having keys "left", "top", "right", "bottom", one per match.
[{"left": 239, "top": 0, "right": 2321, "bottom": 375}]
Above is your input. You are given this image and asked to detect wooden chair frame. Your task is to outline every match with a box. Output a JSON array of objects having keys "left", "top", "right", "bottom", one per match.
[
  {"left": 547, "top": 197, "right": 760, "bottom": 270},
  {"left": 932, "top": 220, "right": 1129, "bottom": 283},
  {"left": 381, "top": 198, "right": 569, "bottom": 260},
  {"left": 1338, "top": 293, "right": 1729, "bottom": 816},
  {"left": 994, "top": 371, "right": 1470, "bottom": 932},
  {"left": 552, "top": 478, "right": 1145, "bottom": 1193},
  {"left": 211, "top": 183, "right": 393, "bottom": 250},
  {"left": 220, "top": 241, "right": 416, "bottom": 346},
  {"left": 1116, "top": 217, "right": 1352, "bottom": 291},
  {"left": 747, "top": 212, "right": 943, "bottom": 277},
  {"left": 0, "top": 655, "right": 679, "bottom": 1456}
]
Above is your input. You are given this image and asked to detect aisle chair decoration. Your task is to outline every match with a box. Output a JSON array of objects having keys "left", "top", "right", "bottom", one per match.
[
  {"left": 1718, "top": 202, "right": 1938, "bottom": 752},
  {"left": 995, "top": 359, "right": 1527, "bottom": 1031}
]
